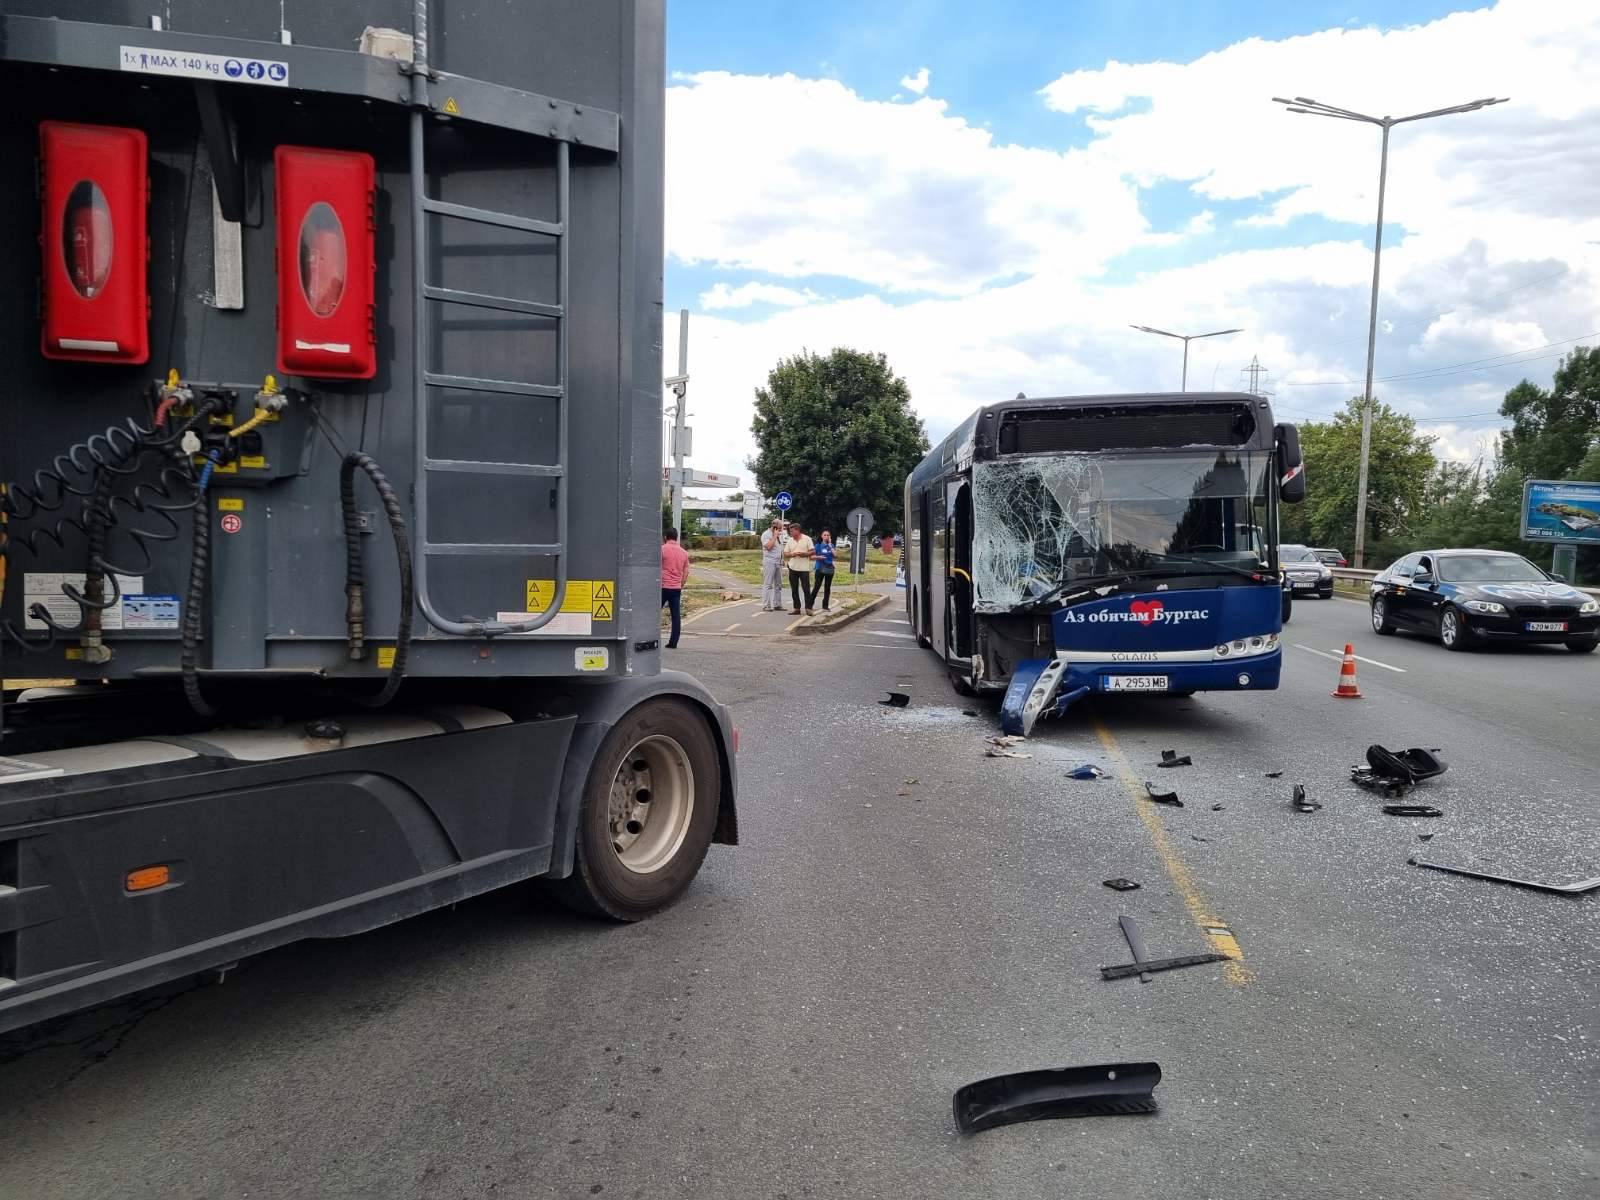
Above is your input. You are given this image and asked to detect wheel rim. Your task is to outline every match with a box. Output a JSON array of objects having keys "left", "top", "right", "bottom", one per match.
[
  {"left": 1441, "top": 610, "right": 1457, "bottom": 644},
  {"left": 1372, "top": 599, "right": 1384, "bottom": 629},
  {"left": 608, "top": 734, "right": 695, "bottom": 875}
]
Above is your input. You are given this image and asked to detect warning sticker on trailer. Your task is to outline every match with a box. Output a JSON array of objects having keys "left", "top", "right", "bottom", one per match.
[
  {"left": 122, "top": 595, "right": 181, "bottom": 630},
  {"left": 525, "top": 579, "right": 599, "bottom": 614},
  {"left": 496, "top": 611, "right": 593, "bottom": 636},
  {"left": 23, "top": 573, "right": 143, "bottom": 632},
  {"left": 119, "top": 46, "right": 289, "bottom": 87}
]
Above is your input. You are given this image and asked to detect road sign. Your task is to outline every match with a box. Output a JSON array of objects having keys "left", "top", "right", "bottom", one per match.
[
  {"left": 663, "top": 467, "right": 739, "bottom": 488},
  {"left": 847, "top": 507, "right": 873, "bottom": 574},
  {"left": 775, "top": 490, "right": 793, "bottom": 512}
]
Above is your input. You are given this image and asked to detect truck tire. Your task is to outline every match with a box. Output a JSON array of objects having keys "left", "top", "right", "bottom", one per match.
[{"left": 556, "top": 697, "right": 720, "bottom": 921}]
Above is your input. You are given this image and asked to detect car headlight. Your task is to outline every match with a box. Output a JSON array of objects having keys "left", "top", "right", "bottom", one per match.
[
  {"left": 1582, "top": 599, "right": 1599, "bottom": 614},
  {"left": 1463, "top": 599, "right": 1506, "bottom": 614},
  {"left": 1319, "top": 566, "right": 1332, "bottom": 578}
]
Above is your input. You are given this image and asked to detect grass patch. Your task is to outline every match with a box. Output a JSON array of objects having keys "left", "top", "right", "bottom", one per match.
[{"left": 691, "top": 547, "right": 900, "bottom": 585}]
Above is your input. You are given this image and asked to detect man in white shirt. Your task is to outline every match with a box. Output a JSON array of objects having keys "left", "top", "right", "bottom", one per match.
[
  {"left": 783, "top": 523, "right": 815, "bottom": 614},
  {"left": 760, "top": 517, "right": 785, "bottom": 611}
]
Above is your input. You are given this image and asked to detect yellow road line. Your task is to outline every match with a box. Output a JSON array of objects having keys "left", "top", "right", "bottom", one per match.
[{"left": 1091, "top": 718, "right": 1253, "bottom": 986}]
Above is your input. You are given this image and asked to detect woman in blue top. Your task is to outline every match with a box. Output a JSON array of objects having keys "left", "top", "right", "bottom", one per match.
[{"left": 808, "top": 529, "right": 836, "bottom": 613}]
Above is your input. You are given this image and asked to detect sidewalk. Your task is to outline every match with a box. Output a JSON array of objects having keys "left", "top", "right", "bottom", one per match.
[{"left": 678, "top": 579, "right": 902, "bottom": 639}]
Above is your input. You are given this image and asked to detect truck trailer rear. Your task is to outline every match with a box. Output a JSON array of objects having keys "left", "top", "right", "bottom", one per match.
[{"left": 0, "top": 0, "right": 736, "bottom": 1035}]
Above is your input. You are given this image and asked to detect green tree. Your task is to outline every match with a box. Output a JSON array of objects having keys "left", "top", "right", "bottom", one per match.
[
  {"left": 749, "top": 348, "right": 929, "bottom": 535},
  {"left": 1498, "top": 346, "right": 1600, "bottom": 482},
  {"left": 1288, "top": 397, "right": 1437, "bottom": 553}
]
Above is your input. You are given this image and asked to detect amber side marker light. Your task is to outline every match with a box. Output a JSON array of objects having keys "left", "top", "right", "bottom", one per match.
[{"left": 126, "top": 865, "right": 170, "bottom": 892}]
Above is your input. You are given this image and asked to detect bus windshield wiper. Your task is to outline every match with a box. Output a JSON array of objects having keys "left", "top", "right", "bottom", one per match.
[{"left": 1137, "top": 552, "right": 1265, "bottom": 582}]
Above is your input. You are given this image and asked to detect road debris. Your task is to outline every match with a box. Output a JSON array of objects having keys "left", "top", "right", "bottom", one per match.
[
  {"left": 953, "top": 1062, "right": 1162, "bottom": 1134},
  {"left": 1264, "top": 770, "right": 1284, "bottom": 779},
  {"left": 1352, "top": 745, "right": 1447, "bottom": 795},
  {"left": 879, "top": 690, "right": 911, "bottom": 708},
  {"left": 1101, "top": 915, "right": 1228, "bottom": 982},
  {"left": 1191, "top": 835, "right": 1210, "bottom": 843},
  {"left": 1383, "top": 804, "right": 1443, "bottom": 817},
  {"left": 1292, "top": 784, "right": 1322, "bottom": 813},
  {"left": 984, "top": 734, "right": 1031, "bottom": 758},
  {"left": 1158, "top": 749, "right": 1192, "bottom": 768},
  {"left": 904, "top": 777, "right": 919, "bottom": 786},
  {"left": 1408, "top": 858, "right": 1600, "bottom": 896},
  {"left": 1102, "top": 878, "right": 1141, "bottom": 892},
  {"left": 1067, "top": 763, "right": 1104, "bottom": 780},
  {"left": 961, "top": 709, "right": 978, "bottom": 717},
  {"left": 1210, "top": 803, "right": 1225, "bottom": 811},
  {"left": 1144, "top": 782, "right": 1182, "bottom": 807}
]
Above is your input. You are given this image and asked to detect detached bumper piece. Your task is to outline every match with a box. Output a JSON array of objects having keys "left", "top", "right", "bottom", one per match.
[
  {"left": 954, "top": 1062, "right": 1162, "bottom": 1134},
  {"left": 1351, "top": 745, "right": 1447, "bottom": 796}
]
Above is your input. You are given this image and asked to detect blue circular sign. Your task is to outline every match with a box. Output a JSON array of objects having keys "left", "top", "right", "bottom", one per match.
[
  {"left": 267, "top": 62, "right": 287, "bottom": 82},
  {"left": 224, "top": 59, "right": 244, "bottom": 78},
  {"left": 245, "top": 60, "right": 265, "bottom": 80},
  {"left": 774, "top": 490, "right": 793, "bottom": 511}
]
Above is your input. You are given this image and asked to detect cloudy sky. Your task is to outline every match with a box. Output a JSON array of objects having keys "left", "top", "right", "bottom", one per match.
[{"left": 662, "top": 0, "right": 1600, "bottom": 498}]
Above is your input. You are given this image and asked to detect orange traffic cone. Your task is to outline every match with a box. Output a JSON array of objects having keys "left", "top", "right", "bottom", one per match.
[{"left": 1331, "top": 644, "right": 1363, "bottom": 699}]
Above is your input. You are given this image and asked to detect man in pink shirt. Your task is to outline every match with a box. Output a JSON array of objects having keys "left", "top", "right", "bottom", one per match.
[{"left": 660, "top": 527, "right": 691, "bottom": 648}]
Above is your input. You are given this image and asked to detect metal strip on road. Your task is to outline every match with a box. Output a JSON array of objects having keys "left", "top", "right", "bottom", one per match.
[
  {"left": 1090, "top": 718, "right": 1251, "bottom": 986},
  {"left": 1293, "top": 644, "right": 1405, "bottom": 673}
]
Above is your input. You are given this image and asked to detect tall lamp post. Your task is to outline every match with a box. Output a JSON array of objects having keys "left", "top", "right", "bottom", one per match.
[
  {"left": 1271, "top": 94, "right": 1507, "bottom": 567},
  {"left": 1130, "top": 325, "right": 1242, "bottom": 392}
]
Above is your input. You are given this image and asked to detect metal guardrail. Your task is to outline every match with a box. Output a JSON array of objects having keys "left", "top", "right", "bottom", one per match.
[{"left": 1330, "top": 566, "right": 1600, "bottom": 600}]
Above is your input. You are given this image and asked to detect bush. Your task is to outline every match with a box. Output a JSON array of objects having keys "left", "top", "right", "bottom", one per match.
[{"left": 688, "top": 534, "right": 760, "bottom": 551}]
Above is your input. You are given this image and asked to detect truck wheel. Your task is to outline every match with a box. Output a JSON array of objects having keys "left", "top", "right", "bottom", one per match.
[
  {"left": 557, "top": 698, "right": 720, "bottom": 921},
  {"left": 1281, "top": 591, "right": 1292, "bottom": 624}
]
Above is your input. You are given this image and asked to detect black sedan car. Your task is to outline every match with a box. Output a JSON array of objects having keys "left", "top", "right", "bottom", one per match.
[
  {"left": 1369, "top": 549, "right": 1599, "bottom": 652},
  {"left": 1279, "top": 543, "right": 1334, "bottom": 599}
]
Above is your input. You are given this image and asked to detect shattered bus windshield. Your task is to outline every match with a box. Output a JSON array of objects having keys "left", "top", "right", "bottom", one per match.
[{"left": 971, "top": 451, "right": 1271, "bottom": 609}]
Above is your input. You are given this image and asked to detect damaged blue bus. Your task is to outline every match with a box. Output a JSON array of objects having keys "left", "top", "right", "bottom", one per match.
[{"left": 904, "top": 392, "right": 1305, "bottom": 732}]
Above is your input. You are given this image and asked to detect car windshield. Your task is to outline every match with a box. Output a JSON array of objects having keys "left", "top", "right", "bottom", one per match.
[
  {"left": 1280, "top": 545, "right": 1318, "bottom": 562},
  {"left": 970, "top": 450, "right": 1271, "bottom": 608},
  {"left": 1437, "top": 554, "right": 1549, "bottom": 582}
]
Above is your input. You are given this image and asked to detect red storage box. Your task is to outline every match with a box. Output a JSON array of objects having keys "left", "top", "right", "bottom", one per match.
[
  {"left": 39, "top": 122, "right": 149, "bottom": 364},
  {"left": 275, "top": 146, "right": 376, "bottom": 379}
]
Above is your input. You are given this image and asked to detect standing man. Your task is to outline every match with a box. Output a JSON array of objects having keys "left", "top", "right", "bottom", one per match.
[
  {"left": 760, "top": 516, "right": 785, "bottom": 611},
  {"left": 783, "top": 522, "right": 814, "bottom": 615},
  {"left": 810, "top": 529, "right": 836, "bottom": 613},
  {"left": 661, "top": 527, "right": 690, "bottom": 649}
]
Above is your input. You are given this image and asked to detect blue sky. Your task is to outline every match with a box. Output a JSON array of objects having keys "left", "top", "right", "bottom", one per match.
[{"left": 661, "top": 1, "right": 1597, "bottom": 478}]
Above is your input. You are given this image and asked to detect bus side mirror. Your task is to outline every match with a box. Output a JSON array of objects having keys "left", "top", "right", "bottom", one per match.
[{"left": 1276, "top": 423, "right": 1305, "bottom": 504}]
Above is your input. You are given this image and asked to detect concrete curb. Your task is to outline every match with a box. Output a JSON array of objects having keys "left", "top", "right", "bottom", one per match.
[{"left": 790, "top": 592, "right": 892, "bottom": 636}]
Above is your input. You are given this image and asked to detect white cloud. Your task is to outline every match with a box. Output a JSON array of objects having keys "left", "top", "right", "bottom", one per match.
[
  {"left": 699, "top": 282, "right": 820, "bottom": 310},
  {"left": 664, "top": 1, "right": 1600, "bottom": 491},
  {"left": 900, "top": 66, "right": 931, "bottom": 94}
]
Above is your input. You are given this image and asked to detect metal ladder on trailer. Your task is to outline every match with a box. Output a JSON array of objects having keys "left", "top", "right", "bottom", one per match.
[{"left": 406, "top": 48, "right": 570, "bottom": 636}]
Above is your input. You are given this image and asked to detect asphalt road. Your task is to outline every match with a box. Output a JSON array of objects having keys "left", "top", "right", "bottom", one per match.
[{"left": 2, "top": 592, "right": 1596, "bottom": 1199}]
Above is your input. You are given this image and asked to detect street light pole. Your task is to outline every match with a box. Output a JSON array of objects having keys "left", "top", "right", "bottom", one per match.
[
  {"left": 1271, "top": 94, "right": 1507, "bottom": 568},
  {"left": 1129, "top": 325, "right": 1243, "bottom": 392}
]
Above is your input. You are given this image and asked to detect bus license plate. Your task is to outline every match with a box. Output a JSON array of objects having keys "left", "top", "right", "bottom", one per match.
[
  {"left": 1105, "top": 675, "right": 1168, "bottom": 692},
  {"left": 1526, "top": 621, "right": 1567, "bottom": 632}
]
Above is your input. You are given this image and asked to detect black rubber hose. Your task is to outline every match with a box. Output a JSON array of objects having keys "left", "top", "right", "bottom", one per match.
[
  {"left": 339, "top": 452, "right": 413, "bottom": 708},
  {"left": 339, "top": 448, "right": 366, "bottom": 661},
  {"left": 180, "top": 497, "right": 216, "bottom": 717}
]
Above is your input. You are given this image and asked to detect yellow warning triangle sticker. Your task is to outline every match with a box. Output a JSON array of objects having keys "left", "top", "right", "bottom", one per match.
[
  {"left": 442, "top": 96, "right": 461, "bottom": 115},
  {"left": 594, "top": 581, "right": 614, "bottom": 600},
  {"left": 592, "top": 600, "right": 613, "bottom": 621}
]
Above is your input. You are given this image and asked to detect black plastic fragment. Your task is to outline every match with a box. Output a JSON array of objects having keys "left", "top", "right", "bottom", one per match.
[
  {"left": 1408, "top": 858, "right": 1600, "bottom": 895},
  {"left": 1158, "top": 749, "right": 1192, "bottom": 768},
  {"left": 1102, "top": 878, "right": 1141, "bottom": 892},
  {"left": 961, "top": 709, "right": 978, "bottom": 717},
  {"left": 1383, "top": 804, "right": 1443, "bottom": 817},
  {"left": 953, "top": 1062, "right": 1161, "bottom": 1134},
  {"left": 1265, "top": 770, "right": 1284, "bottom": 779},
  {"left": 1144, "top": 782, "right": 1183, "bottom": 807},
  {"left": 1211, "top": 804, "right": 1225, "bottom": 811},
  {"left": 1292, "top": 783, "right": 1321, "bottom": 813},
  {"left": 1100, "top": 953, "right": 1228, "bottom": 980},
  {"left": 879, "top": 690, "right": 911, "bottom": 708}
]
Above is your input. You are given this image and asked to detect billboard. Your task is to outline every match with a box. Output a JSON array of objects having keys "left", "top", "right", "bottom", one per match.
[{"left": 1521, "top": 479, "right": 1600, "bottom": 544}]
